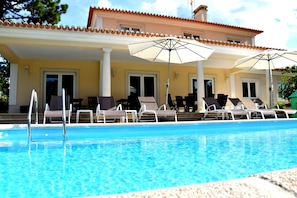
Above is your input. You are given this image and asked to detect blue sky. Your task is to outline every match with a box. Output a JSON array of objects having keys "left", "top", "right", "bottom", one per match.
[{"left": 59, "top": 0, "right": 297, "bottom": 50}]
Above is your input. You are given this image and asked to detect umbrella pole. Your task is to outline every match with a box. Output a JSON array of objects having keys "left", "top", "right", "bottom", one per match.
[
  {"left": 268, "top": 60, "right": 274, "bottom": 109},
  {"left": 166, "top": 49, "right": 171, "bottom": 106}
]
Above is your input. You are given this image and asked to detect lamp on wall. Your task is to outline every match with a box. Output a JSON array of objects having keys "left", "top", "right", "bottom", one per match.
[
  {"left": 111, "top": 68, "right": 117, "bottom": 77},
  {"left": 225, "top": 74, "right": 230, "bottom": 81},
  {"left": 24, "top": 65, "right": 29, "bottom": 76},
  {"left": 174, "top": 71, "right": 179, "bottom": 79}
]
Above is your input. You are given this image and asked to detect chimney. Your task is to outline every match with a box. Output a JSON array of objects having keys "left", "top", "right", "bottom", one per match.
[{"left": 193, "top": 5, "right": 208, "bottom": 22}]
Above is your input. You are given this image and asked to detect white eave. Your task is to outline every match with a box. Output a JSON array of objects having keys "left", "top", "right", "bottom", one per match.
[{"left": 0, "top": 21, "right": 274, "bottom": 69}]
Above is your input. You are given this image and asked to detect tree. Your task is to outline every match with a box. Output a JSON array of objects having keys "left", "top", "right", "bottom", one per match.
[
  {"left": 0, "top": 0, "right": 68, "bottom": 24},
  {"left": 279, "top": 66, "right": 297, "bottom": 100},
  {"left": 0, "top": 55, "right": 10, "bottom": 112},
  {"left": 0, "top": 0, "right": 68, "bottom": 112}
]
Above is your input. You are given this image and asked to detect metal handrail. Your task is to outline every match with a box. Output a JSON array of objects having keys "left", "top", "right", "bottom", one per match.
[
  {"left": 62, "top": 88, "right": 66, "bottom": 141},
  {"left": 27, "top": 89, "right": 67, "bottom": 141},
  {"left": 27, "top": 89, "right": 38, "bottom": 139}
]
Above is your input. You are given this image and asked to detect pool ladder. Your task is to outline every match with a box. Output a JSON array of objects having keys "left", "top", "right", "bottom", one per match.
[
  {"left": 27, "top": 89, "right": 38, "bottom": 140},
  {"left": 27, "top": 89, "right": 67, "bottom": 141}
]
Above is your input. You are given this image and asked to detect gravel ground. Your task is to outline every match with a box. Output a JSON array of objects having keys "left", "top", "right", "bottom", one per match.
[{"left": 95, "top": 168, "right": 297, "bottom": 198}]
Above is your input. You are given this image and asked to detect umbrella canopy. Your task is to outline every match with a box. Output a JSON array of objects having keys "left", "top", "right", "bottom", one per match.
[
  {"left": 128, "top": 36, "right": 214, "bottom": 104},
  {"left": 235, "top": 49, "right": 297, "bottom": 108}
]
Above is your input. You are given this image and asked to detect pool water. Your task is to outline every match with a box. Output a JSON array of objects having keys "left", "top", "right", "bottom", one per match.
[{"left": 1, "top": 120, "right": 297, "bottom": 197}]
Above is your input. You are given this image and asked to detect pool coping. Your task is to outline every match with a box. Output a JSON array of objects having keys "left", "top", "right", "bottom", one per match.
[
  {"left": 95, "top": 168, "right": 297, "bottom": 198},
  {"left": 2, "top": 118, "right": 297, "bottom": 129}
]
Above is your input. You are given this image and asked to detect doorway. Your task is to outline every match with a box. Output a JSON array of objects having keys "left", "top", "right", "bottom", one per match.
[
  {"left": 128, "top": 74, "right": 156, "bottom": 97},
  {"left": 192, "top": 78, "right": 214, "bottom": 97},
  {"left": 128, "top": 73, "right": 157, "bottom": 110},
  {"left": 43, "top": 72, "right": 76, "bottom": 105}
]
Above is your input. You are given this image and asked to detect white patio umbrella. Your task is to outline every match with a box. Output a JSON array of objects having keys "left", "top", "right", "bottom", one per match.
[
  {"left": 128, "top": 36, "right": 214, "bottom": 105},
  {"left": 235, "top": 49, "right": 297, "bottom": 108}
]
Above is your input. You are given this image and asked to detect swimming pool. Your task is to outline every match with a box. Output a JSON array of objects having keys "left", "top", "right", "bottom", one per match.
[{"left": 1, "top": 119, "right": 297, "bottom": 197}]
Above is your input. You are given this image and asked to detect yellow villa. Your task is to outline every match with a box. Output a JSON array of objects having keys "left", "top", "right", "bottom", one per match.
[{"left": 0, "top": 5, "right": 286, "bottom": 114}]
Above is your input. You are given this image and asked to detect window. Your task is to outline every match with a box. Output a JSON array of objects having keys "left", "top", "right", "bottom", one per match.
[
  {"left": 227, "top": 36, "right": 242, "bottom": 44},
  {"left": 242, "top": 80, "right": 257, "bottom": 98},
  {"left": 43, "top": 71, "right": 76, "bottom": 106},
  {"left": 184, "top": 32, "right": 200, "bottom": 39},
  {"left": 120, "top": 27, "right": 130, "bottom": 32},
  {"left": 128, "top": 73, "right": 157, "bottom": 110},
  {"left": 183, "top": 30, "right": 203, "bottom": 39},
  {"left": 227, "top": 39, "right": 241, "bottom": 44},
  {"left": 128, "top": 74, "right": 156, "bottom": 97},
  {"left": 120, "top": 26, "right": 140, "bottom": 32},
  {"left": 192, "top": 78, "right": 215, "bottom": 98},
  {"left": 119, "top": 23, "right": 143, "bottom": 33}
]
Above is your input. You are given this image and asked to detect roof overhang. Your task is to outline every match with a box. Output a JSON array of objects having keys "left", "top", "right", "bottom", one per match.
[{"left": 0, "top": 21, "right": 271, "bottom": 69}]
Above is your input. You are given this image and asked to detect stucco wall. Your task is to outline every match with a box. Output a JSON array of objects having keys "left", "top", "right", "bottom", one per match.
[
  {"left": 14, "top": 58, "right": 279, "bottom": 112},
  {"left": 98, "top": 13, "right": 254, "bottom": 44},
  {"left": 17, "top": 59, "right": 99, "bottom": 111},
  {"left": 111, "top": 61, "right": 230, "bottom": 105}
]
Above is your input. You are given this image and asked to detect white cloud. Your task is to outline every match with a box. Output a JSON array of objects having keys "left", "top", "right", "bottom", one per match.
[
  {"left": 199, "top": 0, "right": 297, "bottom": 49},
  {"left": 140, "top": 0, "right": 186, "bottom": 16},
  {"left": 97, "top": 0, "right": 112, "bottom": 8},
  {"left": 58, "top": 0, "right": 297, "bottom": 49}
]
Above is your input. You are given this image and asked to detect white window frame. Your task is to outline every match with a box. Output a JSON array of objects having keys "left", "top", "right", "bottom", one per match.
[
  {"left": 226, "top": 35, "right": 243, "bottom": 44},
  {"left": 127, "top": 73, "right": 157, "bottom": 98},
  {"left": 190, "top": 75, "right": 215, "bottom": 97},
  {"left": 241, "top": 78, "right": 259, "bottom": 98},
  {"left": 183, "top": 29, "right": 203, "bottom": 39},
  {"left": 42, "top": 70, "right": 77, "bottom": 108},
  {"left": 118, "top": 22, "right": 144, "bottom": 32}
]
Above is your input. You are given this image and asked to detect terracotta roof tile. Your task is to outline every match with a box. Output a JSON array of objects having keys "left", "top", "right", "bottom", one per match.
[
  {"left": 87, "top": 7, "right": 263, "bottom": 34},
  {"left": 0, "top": 20, "right": 280, "bottom": 51}
]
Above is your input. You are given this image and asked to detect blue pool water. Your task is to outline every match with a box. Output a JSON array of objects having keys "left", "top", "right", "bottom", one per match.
[{"left": 1, "top": 120, "right": 297, "bottom": 197}]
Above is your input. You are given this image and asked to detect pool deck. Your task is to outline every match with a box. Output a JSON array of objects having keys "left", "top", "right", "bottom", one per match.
[
  {"left": 97, "top": 168, "right": 297, "bottom": 198},
  {"left": 0, "top": 112, "right": 204, "bottom": 124}
]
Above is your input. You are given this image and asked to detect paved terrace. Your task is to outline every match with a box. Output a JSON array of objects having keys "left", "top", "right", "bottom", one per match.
[
  {"left": 0, "top": 112, "right": 204, "bottom": 124},
  {"left": 98, "top": 169, "right": 297, "bottom": 198}
]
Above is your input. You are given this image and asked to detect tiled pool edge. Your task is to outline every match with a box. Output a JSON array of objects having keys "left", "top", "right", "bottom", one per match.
[{"left": 96, "top": 168, "right": 297, "bottom": 198}]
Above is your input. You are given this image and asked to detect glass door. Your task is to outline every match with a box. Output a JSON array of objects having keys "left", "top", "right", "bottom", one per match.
[
  {"left": 192, "top": 78, "right": 214, "bottom": 98},
  {"left": 129, "top": 74, "right": 156, "bottom": 97},
  {"left": 128, "top": 74, "right": 156, "bottom": 110},
  {"left": 44, "top": 72, "right": 75, "bottom": 104}
]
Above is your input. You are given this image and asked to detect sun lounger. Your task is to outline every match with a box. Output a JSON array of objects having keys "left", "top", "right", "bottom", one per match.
[
  {"left": 228, "top": 98, "right": 277, "bottom": 119},
  {"left": 43, "top": 95, "right": 72, "bottom": 124},
  {"left": 203, "top": 97, "right": 249, "bottom": 120},
  {"left": 96, "top": 96, "right": 126, "bottom": 123},
  {"left": 138, "top": 96, "right": 177, "bottom": 122},
  {"left": 251, "top": 98, "right": 296, "bottom": 119}
]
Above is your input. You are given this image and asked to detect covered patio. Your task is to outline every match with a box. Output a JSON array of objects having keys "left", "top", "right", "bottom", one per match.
[{"left": 0, "top": 20, "right": 266, "bottom": 115}]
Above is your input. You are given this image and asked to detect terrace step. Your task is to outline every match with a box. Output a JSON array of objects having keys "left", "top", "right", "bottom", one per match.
[{"left": 0, "top": 112, "right": 203, "bottom": 124}]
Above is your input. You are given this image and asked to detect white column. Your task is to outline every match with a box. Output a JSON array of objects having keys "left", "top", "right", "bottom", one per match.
[
  {"left": 197, "top": 61, "right": 205, "bottom": 112},
  {"left": 230, "top": 74, "right": 236, "bottom": 97},
  {"left": 99, "top": 61, "right": 103, "bottom": 96},
  {"left": 101, "top": 48, "right": 112, "bottom": 96},
  {"left": 9, "top": 63, "right": 18, "bottom": 112}
]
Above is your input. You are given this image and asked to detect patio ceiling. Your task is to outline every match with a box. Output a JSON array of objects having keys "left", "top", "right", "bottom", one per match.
[{"left": 4, "top": 43, "right": 255, "bottom": 69}]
